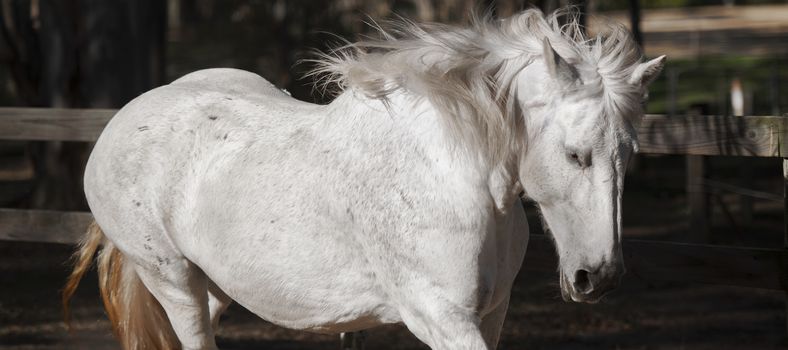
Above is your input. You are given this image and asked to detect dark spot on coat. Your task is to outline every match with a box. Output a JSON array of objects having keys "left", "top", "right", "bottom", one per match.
[
  {"left": 397, "top": 189, "right": 415, "bottom": 209},
  {"left": 270, "top": 220, "right": 275, "bottom": 224},
  {"left": 137, "top": 126, "right": 150, "bottom": 132},
  {"left": 223, "top": 133, "right": 229, "bottom": 140},
  {"left": 208, "top": 115, "right": 218, "bottom": 120},
  {"left": 143, "top": 244, "right": 152, "bottom": 251}
]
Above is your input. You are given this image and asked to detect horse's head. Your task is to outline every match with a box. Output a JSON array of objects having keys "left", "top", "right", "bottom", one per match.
[
  {"left": 311, "top": 7, "right": 665, "bottom": 302},
  {"left": 516, "top": 38, "right": 664, "bottom": 303}
]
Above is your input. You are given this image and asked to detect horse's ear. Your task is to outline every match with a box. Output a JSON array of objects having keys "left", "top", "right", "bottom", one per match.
[
  {"left": 542, "top": 38, "right": 579, "bottom": 85},
  {"left": 629, "top": 55, "right": 666, "bottom": 87}
]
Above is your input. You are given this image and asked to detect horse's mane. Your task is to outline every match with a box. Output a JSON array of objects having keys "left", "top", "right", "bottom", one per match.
[{"left": 309, "top": 8, "right": 645, "bottom": 163}]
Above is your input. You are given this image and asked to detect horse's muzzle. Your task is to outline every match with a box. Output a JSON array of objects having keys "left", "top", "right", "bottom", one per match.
[{"left": 559, "top": 264, "right": 623, "bottom": 304}]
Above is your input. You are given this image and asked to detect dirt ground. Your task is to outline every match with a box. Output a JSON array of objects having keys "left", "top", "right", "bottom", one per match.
[
  {"left": 1, "top": 242, "right": 786, "bottom": 350},
  {"left": 2, "top": 156, "right": 787, "bottom": 349}
]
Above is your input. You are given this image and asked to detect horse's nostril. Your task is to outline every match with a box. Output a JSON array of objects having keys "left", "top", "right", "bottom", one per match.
[{"left": 573, "top": 269, "right": 593, "bottom": 294}]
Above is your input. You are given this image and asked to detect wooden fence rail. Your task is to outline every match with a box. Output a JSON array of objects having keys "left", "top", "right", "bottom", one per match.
[
  {"left": 639, "top": 114, "right": 788, "bottom": 157},
  {"left": 1, "top": 107, "right": 787, "bottom": 293},
  {"left": 0, "top": 209, "right": 92, "bottom": 244},
  {"left": 0, "top": 108, "right": 115, "bottom": 142},
  {"left": 2, "top": 108, "right": 788, "bottom": 156}
]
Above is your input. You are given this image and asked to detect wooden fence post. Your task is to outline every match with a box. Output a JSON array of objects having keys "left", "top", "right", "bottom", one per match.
[
  {"left": 732, "top": 78, "right": 753, "bottom": 228},
  {"left": 783, "top": 158, "right": 788, "bottom": 336},
  {"left": 340, "top": 331, "right": 365, "bottom": 350},
  {"left": 687, "top": 155, "right": 709, "bottom": 243}
]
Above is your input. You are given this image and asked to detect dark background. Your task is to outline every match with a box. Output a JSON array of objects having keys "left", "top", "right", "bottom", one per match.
[{"left": 1, "top": 1, "right": 787, "bottom": 349}]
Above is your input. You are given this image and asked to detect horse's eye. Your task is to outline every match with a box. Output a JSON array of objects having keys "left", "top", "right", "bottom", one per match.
[{"left": 566, "top": 149, "right": 591, "bottom": 168}]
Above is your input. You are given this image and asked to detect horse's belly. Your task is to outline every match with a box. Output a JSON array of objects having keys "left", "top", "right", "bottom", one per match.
[{"left": 191, "top": 227, "right": 399, "bottom": 333}]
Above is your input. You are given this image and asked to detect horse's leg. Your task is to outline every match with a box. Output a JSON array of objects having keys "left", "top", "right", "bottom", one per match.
[
  {"left": 479, "top": 296, "right": 510, "bottom": 349},
  {"left": 399, "top": 299, "right": 489, "bottom": 350},
  {"left": 135, "top": 260, "right": 218, "bottom": 350},
  {"left": 207, "top": 280, "right": 232, "bottom": 331}
]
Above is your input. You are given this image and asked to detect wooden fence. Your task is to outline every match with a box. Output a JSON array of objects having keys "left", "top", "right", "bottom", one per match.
[{"left": 1, "top": 108, "right": 788, "bottom": 301}]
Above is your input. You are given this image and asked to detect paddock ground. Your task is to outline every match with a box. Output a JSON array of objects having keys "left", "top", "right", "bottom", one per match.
[{"left": 1, "top": 241, "right": 784, "bottom": 350}]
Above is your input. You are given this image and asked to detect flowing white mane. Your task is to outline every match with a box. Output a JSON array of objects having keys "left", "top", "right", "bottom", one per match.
[{"left": 310, "top": 8, "right": 645, "bottom": 162}]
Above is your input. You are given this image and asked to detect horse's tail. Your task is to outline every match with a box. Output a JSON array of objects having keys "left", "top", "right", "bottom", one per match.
[
  {"left": 62, "top": 220, "right": 104, "bottom": 327},
  {"left": 62, "top": 220, "right": 179, "bottom": 350}
]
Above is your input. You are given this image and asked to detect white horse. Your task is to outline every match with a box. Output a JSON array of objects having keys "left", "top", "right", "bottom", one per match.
[{"left": 63, "top": 9, "right": 664, "bottom": 350}]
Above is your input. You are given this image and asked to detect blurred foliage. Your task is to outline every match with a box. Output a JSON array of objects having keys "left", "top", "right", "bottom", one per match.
[
  {"left": 596, "top": 0, "right": 786, "bottom": 11},
  {"left": 646, "top": 55, "right": 787, "bottom": 115},
  {"left": 1, "top": 0, "right": 785, "bottom": 113},
  {"left": 165, "top": 0, "right": 591, "bottom": 103},
  {"left": 168, "top": 0, "right": 788, "bottom": 116},
  {"left": 167, "top": 0, "right": 493, "bottom": 103}
]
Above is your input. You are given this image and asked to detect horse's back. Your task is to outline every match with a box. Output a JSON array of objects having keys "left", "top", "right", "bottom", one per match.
[
  {"left": 170, "top": 68, "right": 292, "bottom": 101},
  {"left": 83, "top": 68, "right": 315, "bottom": 262}
]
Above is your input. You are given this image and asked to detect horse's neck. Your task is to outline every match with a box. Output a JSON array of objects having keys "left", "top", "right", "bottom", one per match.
[{"left": 327, "top": 89, "right": 521, "bottom": 212}]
